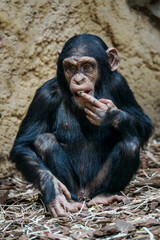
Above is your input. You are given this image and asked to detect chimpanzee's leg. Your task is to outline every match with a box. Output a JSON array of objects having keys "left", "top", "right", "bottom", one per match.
[
  {"left": 33, "top": 133, "right": 85, "bottom": 216},
  {"left": 33, "top": 133, "right": 78, "bottom": 198},
  {"left": 87, "top": 137, "right": 140, "bottom": 206}
]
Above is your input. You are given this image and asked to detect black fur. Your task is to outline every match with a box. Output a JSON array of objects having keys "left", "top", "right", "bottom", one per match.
[{"left": 10, "top": 34, "right": 153, "bottom": 205}]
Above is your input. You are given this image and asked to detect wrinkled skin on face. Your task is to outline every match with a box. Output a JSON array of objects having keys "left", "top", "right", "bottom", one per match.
[{"left": 63, "top": 56, "right": 98, "bottom": 108}]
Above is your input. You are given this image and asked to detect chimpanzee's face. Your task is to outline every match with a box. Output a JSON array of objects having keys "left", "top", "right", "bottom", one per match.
[{"left": 63, "top": 56, "right": 98, "bottom": 108}]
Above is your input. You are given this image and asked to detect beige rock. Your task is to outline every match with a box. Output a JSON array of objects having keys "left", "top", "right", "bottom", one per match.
[{"left": 0, "top": 0, "right": 160, "bottom": 173}]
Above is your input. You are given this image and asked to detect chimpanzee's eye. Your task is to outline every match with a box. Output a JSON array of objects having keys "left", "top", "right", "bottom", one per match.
[
  {"left": 82, "top": 63, "right": 93, "bottom": 72},
  {"left": 67, "top": 65, "right": 77, "bottom": 72},
  {"left": 65, "top": 64, "right": 77, "bottom": 77}
]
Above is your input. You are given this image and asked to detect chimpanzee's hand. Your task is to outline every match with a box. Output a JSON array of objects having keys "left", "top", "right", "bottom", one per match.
[
  {"left": 47, "top": 178, "right": 86, "bottom": 217},
  {"left": 81, "top": 93, "right": 119, "bottom": 126}
]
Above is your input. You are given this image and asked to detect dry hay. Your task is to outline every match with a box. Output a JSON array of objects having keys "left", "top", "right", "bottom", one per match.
[{"left": 0, "top": 139, "right": 160, "bottom": 240}]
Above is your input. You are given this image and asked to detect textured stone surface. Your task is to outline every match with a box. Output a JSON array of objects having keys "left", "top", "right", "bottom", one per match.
[
  {"left": 127, "top": 0, "right": 160, "bottom": 19},
  {"left": 0, "top": 0, "right": 160, "bottom": 172}
]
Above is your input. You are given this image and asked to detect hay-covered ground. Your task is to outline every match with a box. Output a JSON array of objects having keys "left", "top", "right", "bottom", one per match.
[{"left": 0, "top": 139, "right": 160, "bottom": 240}]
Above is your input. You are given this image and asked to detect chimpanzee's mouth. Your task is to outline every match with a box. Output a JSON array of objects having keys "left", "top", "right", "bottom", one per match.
[{"left": 74, "top": 90, "right": 91, "bottom": 97}]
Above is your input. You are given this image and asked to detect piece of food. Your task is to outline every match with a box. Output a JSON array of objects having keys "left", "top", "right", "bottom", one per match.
[{"left": 77, "top": 91, "right": 84, "bottom": 96}]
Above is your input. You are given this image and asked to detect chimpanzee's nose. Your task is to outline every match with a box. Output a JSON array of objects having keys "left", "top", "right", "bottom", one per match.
[{"left": 73, "top": 73, "right": 86, "bottom": 85}]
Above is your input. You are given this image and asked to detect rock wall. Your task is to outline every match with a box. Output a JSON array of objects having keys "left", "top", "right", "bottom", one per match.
[{"left": 0, "top": 0, "right": 160, "bottom": 172}]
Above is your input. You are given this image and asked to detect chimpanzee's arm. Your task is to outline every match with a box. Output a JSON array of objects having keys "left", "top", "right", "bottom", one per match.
[
  {"left": 10, "top": 79, "right": 62, "bottom": 205},
  {"left": 82, "top": 73, "right": 153, "bottom": 146},
  {"left": 103, "top": 73, "right": 153, "bottom": 146}
]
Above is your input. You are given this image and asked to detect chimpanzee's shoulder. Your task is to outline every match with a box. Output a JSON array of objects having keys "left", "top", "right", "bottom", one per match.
[
  {"left": 36, "top": 78, "right": 60, "bottom": 96},
  {"left": 111, "top": 71, "right": 130, "bottom": 90},
  {"left": 38, "top": 78, "right": 58, "bottom": 91},
  {"left": 33, "top": 78, "right": 61, "bottom": 105}
]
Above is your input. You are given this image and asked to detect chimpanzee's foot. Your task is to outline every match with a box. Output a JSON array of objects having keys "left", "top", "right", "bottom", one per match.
[{"left": 87, "top": 194, "right": 125, "bottom": 207}]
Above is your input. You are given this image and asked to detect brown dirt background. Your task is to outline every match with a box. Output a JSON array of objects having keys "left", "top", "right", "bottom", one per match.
[{"left": 0, "top": 0, "right": 160, "bottom": 173}]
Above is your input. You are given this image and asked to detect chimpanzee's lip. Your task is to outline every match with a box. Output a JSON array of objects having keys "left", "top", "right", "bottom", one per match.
[{"left": 73, "top": 89, "right": 92, "bottom": 97}]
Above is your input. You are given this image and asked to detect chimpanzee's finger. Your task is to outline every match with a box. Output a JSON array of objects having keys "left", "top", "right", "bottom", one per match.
[
  {"left": 72, "top": 201, "right": 88, "bottom": 211},
  {"left": 84, "top": 108, "right": 101, "bottom": 121},
  {"left": 99, "top": 98, "right": 112, "bottom": 104},
  {"left": 85, "top": 102, "right": 99, "bottom": 113},
  {"left": 49, "top": 207, "right": 58, "bottom": 218},
  {"left": 59, "top": 196, "right": 78, "bottom": 213},
  {"left": 85, "top": 103, "right": 106, "bottom": 118},
  {"left": 65, "top": 202, "right": 78, "bottom": 213},
  {"left": 86, "top": 115, "right": 100, "bottom": 126},
  {"left": 47, "top": 201, "right": 59, "bottom": 218},
  {"left": 64, "top": 201, "right": 88, "bottom": 213},
  {"left": 59, "top": 182, "right": 71, "bottom": 200},
  {"left": 54, "top": 201, "right": 69, "bottom": 217},
  {"left": 99, "top": 98, "right": 118, "bottom": 110},
  {"left": 85, "top": 101, "right": 108, "bottom": 115},
  {"left": 81, "top": 93, "right": 102, "bottom": 107}
]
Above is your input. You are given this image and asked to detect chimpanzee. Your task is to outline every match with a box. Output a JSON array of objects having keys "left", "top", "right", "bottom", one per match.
[{"left": 10, "top": 34, "right": 153, "bottom": 217}]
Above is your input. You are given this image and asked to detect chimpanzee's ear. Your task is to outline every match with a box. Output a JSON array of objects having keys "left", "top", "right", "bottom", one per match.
[
  {"left": 57, "top": 49, "right": 61, "bottom": 55},
  {"left": 106, "top": 47, "right": 120, "bottom": 71}
]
